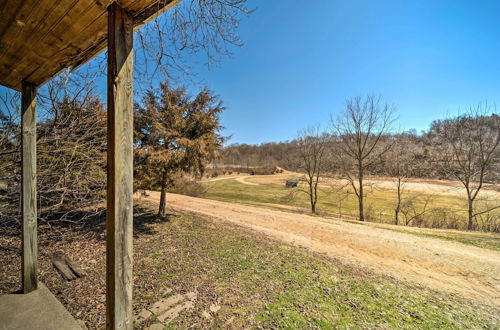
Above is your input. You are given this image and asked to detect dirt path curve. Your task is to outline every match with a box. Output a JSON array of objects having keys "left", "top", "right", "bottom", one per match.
[
  {"left": 205, "top": 175, "right": 259, "bottom": 186},
  {"left": 145, "top": 192, "right": 500, "bottom": 308},
  {"left": 234, "top": 176, "right": 259, "bottom": 186}
]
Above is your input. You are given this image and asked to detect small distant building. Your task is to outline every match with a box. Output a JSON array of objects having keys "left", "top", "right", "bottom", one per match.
[{"left": 285, "top": 180, "right": 299, "bottom": 188}]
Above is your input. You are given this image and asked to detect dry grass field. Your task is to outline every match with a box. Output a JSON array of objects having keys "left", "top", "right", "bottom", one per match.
[{"left": 203, "top": 172, "right": 500, "bottom": 232}]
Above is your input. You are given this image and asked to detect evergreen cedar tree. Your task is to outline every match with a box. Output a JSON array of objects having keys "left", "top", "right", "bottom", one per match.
[{"left": 134, "top": 82, "right": 225, "bottom": 218}]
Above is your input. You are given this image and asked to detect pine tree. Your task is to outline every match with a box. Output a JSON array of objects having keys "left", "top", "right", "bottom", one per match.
[{"left": 134, "top": 82, "right": 225, "bottom": 218}]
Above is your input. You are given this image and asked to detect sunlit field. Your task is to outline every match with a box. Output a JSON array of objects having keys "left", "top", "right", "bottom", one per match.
[{"left": 204, "top": 174, "right": 500, "bottom": 233}]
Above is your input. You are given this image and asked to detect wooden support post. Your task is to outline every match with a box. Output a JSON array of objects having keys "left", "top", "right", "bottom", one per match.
[
  {"left": 106, "top": 2, "right": 134, "bottom": 329},
  {"left": 21, "top": 81, "right": 37, "bottom": 293}
]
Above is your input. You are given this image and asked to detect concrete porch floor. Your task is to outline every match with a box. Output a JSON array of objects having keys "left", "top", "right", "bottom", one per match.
[{"left": 0, "top": 283, "right": 82, "bottom": 330}]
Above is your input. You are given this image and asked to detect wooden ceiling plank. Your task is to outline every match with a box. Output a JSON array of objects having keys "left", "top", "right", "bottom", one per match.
[
  {"left": 4, "top": 0, "right": 70, "bottom": 72},
  {"left": 27, "top": 0, "right": 165, "bottom": 87},
  {"left": 0, "top": 0, "right": 14, "bottom": 32},
  {"left": 0, "top": 0, "right": 38, "bottom": 59},
  {"left": 0, "top": 0, "right": 180, "bottom": 90},
  {"left": 29, "top": 12, "right": 109, "bottom": 86},
  {"left": 5, "top": 0, "right": 95, "bottom": 86},
  {"left": 0, "top": 1, "right": 53, "bottom": 63},
  {"left": 0, "top": 0, "right": 69, "bottom": 87},
  {"left": 123, "top": 0, "right": 157, "bottom": 14},
  {"left": 132, "top": 0, "right": 181, "bottom": 27}
]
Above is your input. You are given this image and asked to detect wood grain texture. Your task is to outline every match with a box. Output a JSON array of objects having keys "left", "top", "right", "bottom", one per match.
[
  {"left": 51, "top": 252, "right": 87, "bottom": 281},
  {"left": 21, "top": 81, "right": 37, "bottom": 293},
  {"left": 106, "top": 2, "right": 134, "bottom": 329},
  {"left": 0, "top": 0, "right": 178, "bottom": 91}
]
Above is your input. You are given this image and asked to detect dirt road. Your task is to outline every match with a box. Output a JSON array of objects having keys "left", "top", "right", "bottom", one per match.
[{"left": 144, "top": 192, "right": 500, "bottom": 308}]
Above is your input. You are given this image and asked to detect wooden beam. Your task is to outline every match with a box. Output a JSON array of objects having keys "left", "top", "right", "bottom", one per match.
[
  {"left": 21, "top": 81, "right": 37, "bottom": 293},
  {"left": 106, "top": 2, "right": 134, "bottom": 329}
]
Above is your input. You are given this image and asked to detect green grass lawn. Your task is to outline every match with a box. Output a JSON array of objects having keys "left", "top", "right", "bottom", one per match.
[
  {"left": 203, "top": 178, "right": 500, "bottom": 250},
  {"left": 204, "top": 178, "right": 470, "bottom": 221},
  {"left": 135, "top": 201, "right": 498, "bottom": 329}
]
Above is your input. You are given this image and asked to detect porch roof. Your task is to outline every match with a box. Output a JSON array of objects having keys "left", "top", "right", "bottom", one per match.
[{"left": 0, "top": 0, "right": 179, "bottom": 91}]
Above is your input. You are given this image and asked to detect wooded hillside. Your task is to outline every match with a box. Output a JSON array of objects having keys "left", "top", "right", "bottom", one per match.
[{"left": 217, "top": 114, "right": 500, "bottom": 184}]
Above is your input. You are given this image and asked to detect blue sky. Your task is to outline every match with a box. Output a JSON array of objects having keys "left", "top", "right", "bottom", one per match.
[
  {"left": 188, "top": 0, "right": 500, "bottom": 144},
  {"left": 2, "top": 0, "right": 499, "bottom": 145}
]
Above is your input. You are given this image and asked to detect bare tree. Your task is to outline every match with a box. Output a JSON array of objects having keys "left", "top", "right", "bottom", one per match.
[
  {"left": 0, "top": 85, "right": 107, "bottom": 230},
  {"left": 385, "top": 135, "right": 416, "bottom": 225},
  {"left": 331, "top": 95, "right": 395, "bottom": 221},
  {"left": 294, "top": 126, "right": 329, "bottom": 214},
  {"left": 327, "top": 180, "right": 351, "bottom": 219},
  {"left": 134, "top": 0, "right": 251, "bottom": 85},
  {"left": 400, "top": 195, "right": 432, "bottom": 226},
  {"left": 439, "top": 105, "right": 500, "bottom": 230}
]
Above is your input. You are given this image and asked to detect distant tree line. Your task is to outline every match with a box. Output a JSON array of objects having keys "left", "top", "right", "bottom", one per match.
[
  {"left": 217, "top": 96, "right": 499, "bottom": 231},
  {"left": 220, "top": 115, "right": 499, "bottom": 185}
]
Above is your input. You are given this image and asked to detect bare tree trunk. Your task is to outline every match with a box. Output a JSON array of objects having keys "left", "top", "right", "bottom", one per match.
[
  {"left": 312, "top": 180, "right": 319, "bottom": 214},
  {"left": 310, "top": 192, "right": 316, "bottom": 213},
  {"left": 467, "top": 197, "right": 474, "bottom": 230},
  {"left": 158, "top": 170, "right": 168, "bottom": 218},
  {"left": 308, "top": 178, "right": 314, "bottom": 213},
  {"left": 395, "top": 177, "right": 401, "bottom": 225},
  {"left": 358, "top": 165, "right": 364, "bottom": 221},
  {"left": 308, "top": 176, "right": 318, "bottom": 214}
]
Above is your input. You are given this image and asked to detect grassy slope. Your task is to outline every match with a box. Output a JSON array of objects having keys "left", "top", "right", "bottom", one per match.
[
  {"left": 376, "top": 225, "right": 500, "bottom": 251},
  {"left": 135, "top": 201, "right": 498, "bottom": 329},
  {"left": 203, "top": 179, "right": 500, "bottom": 251}
]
